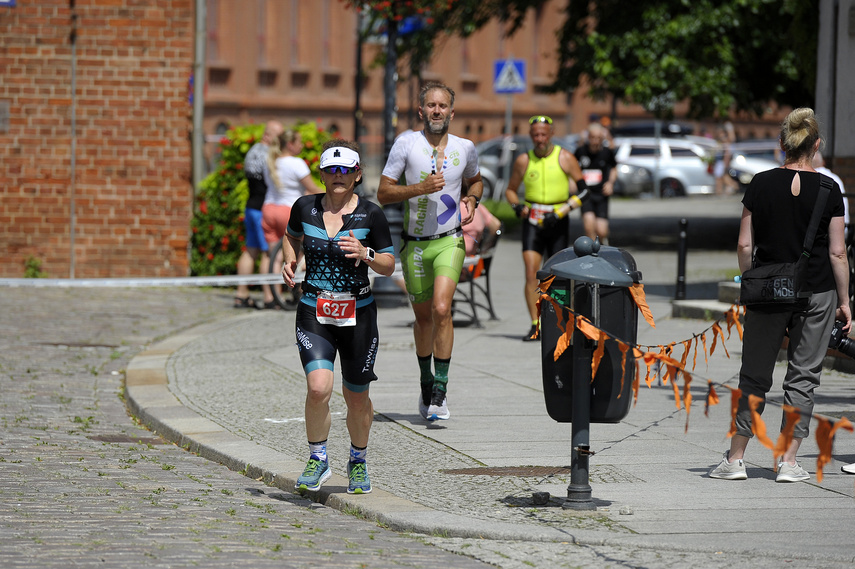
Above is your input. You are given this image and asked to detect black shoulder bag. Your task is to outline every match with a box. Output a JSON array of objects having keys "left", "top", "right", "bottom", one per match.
[{"left": 739, "top": 175, "right": 833, "bottom": 306}]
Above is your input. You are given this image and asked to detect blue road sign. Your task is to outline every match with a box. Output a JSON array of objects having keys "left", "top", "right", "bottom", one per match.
[{"left": 494, "top": 59, "right": 526, "bottom": 94}]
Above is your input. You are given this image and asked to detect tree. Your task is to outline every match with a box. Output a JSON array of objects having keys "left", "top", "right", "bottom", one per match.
[
  {"left": 553, "top": 0, "right": 818, "bottom": 119},
  {"left": 344, "top": 0, "right": 546, "bottom": 81}
]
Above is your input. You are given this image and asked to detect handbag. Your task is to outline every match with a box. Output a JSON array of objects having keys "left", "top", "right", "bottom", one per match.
[{"left": 739, "top": 175, "right": 833, "bottom": 306}]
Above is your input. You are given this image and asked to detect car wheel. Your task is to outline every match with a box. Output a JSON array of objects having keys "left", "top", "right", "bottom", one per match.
[{"left": 660, "top": 178, "right": 685, "bottom": 198}]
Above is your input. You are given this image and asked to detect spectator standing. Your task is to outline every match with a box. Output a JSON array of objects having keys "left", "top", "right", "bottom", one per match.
[
  {"left": 504, "top": 115, "right": 588, "bottom": 342},
  {"left": 235, "top": 120, "right": 282, "bottom": 308},
  {"left": 261, "top": 129, "right": 323, "bottom": 309},
  {"left": 378, "top": 81, "right": 483, "bottom": 421},
  {"left": 574, "top": 122, "right": 618, "bottom": 244},
  {"left": 281, "top": 140, "right": 395, "bottom": 494},
  {"left": 709, "top": 108, "right": 850, "bottom": 483}
]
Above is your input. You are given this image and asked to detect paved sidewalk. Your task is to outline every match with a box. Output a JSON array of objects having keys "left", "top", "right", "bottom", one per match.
[{"left": 126, "top": 201, "right": 855, "bottom": 568}]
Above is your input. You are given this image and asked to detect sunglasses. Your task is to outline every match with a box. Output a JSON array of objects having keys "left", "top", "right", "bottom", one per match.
[
  {"left": 321, "top": 165, "right": 358, "bottom": 175},
  {"left": 529, "top": 115, "right": 553, "bottom": 125}
]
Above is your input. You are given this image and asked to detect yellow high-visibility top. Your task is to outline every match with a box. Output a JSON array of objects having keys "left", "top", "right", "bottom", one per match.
[{"left": 523, "top": 145, "right": 570, "bottom": 205}]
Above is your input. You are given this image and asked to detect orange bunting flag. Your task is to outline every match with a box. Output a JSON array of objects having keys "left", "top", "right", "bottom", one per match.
[
  {"left": 553, "top": 325, "right": 572, "bottom": 362},
  {"left": 537, "top": 275, "right": 555, "bottom": 294},
  {"left": 704, "top": 381, "right": 720, "bottom": 417},
  {"left": 692, "top": 337, "right": 699, "bottom": 372},
  {"left": 632, "top": 359, "right": 641, "bottom": 405},
  {"left": 669, "top": 365, "right": 682, "bottom": 409},
  {"left": 575, "top": 315, "right": 599, "bottom": 341},
  {"left": 701, "top": 332, "right": 709, "bottom": 366},
  {"left": 710, "top": 322, "right": 730, "bottom": 358},
  {"left": 815, "top": 416, "right": 854, "bottom": 483},
  {"left": 773, "top": 405, "right": 801, "bottom": 460},
  {"left": 748, "top": 394, "right": 774, "bottom": 449},
  {"left": 629, "top": 283, "right": 656, "bottom": 328},
  {"left": 618, "top": 342, "right": 630, "bottom": 398},
  {"left": 591, "top": 331, "right": 606, "bottom": 381},
  {"left": 542, "top": 295, "right": 565, "bottom": 334},
  {"left": 725, "top": 306, "right": 743, "bottom": 341},
  {"left": 727, "top": 388, "right": 742, "bottom": 438}
]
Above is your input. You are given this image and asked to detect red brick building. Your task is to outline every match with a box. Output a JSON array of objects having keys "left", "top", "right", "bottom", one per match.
[{"left": 1, "top": 0, "right": 195, "bottom": 278}]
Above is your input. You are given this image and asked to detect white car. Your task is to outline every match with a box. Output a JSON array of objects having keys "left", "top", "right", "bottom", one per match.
[{"left": 612, "top": 137, "right": 716, "bottom": 197}]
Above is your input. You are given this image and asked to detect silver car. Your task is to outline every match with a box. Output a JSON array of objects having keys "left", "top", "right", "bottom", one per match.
[
  {"left": 612, "top": 136, "right": 716, "bottom": 197},
  {"left": 727, "top": 140, "right": 782, "bottom": 190}
]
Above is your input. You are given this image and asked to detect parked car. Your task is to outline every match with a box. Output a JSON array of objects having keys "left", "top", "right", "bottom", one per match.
[
  {"left": 475, "top": 134, "right": 579, "bottom": 201},
  {"left": 726, "top": 140, "right": 782, "bottom": 190},
  {"left": 610, "top": 121, "right": 695, "bottom": 138},
  {"left": 612, "top": 136, "right": 715, "bottom": 197}
]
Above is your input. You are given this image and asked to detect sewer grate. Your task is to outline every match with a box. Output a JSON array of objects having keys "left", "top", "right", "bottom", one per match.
[
  {"left": 442, "top": 466, "right": 572, "bottom": 476},
  {"left": 88, "top": 435, "right": 168, "bottom": 445}
]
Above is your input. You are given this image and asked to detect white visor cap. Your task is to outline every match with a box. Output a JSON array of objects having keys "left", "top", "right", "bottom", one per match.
[{"left": 319, "top": 147, "right": 360, "bottom": 169}]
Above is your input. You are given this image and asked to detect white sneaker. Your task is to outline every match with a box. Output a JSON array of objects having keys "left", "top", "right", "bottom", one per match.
[
  {"left": 776, "top": 460, "right": 810, "bottom": 482},
  {"left": 427, "top": 387, "right": 450, "bottom": 421},
  {"left": 709, "top": 451, "right": 747, "bottom": 480},
  {"left": 841, "top": 463, "right": 855, "bottom": 475}
]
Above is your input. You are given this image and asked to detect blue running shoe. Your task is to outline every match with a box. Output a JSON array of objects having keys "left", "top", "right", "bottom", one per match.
[
  {"left": 296, "top": 456, "right": 331, "bottom": 491},
  {"left": 347, "top": 460, "right": 372, "bottom": 494}
]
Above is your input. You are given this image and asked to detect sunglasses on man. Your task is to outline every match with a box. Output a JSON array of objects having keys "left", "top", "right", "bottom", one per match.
[
  {"left": 529, "top": 115, "right": 553, "bottom": 125},
  {"left": 321, "top": 165, "right": 359, "bottom": 175}
]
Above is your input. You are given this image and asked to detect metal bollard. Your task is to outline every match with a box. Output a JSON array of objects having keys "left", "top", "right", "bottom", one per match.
[{"left": 675, "top": 218, "right": 688, "bottom": 300}]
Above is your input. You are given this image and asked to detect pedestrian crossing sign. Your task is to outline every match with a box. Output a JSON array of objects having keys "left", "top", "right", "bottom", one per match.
[{"left": 493, "top": 59, "right": 526, "bottom": 94}]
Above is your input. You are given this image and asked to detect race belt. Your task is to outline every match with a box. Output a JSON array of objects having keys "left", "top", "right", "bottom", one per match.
[
  {"left": 402, "top": 226, "right": 462, "bottom": 242},
  {"left": 301, "top": 281, "right": 372, "bottom": 301}
]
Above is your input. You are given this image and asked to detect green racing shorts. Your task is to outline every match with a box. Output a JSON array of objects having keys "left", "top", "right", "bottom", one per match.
[{"left": 400, "top": 235, "right": 465, "bottom": 304}]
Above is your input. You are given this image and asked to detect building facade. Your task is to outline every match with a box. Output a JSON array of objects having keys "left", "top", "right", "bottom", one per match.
[{"left": 1, "top": 0, "right": 196, "bottom": 279}]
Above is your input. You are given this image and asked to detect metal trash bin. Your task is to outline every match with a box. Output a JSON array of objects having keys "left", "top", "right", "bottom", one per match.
[{"left": 538, "top": 241, "right": 641, "bottom": 423}]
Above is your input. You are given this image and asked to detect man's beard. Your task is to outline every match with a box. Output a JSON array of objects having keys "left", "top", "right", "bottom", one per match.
[{"left": 424, "top": 114, "right": 451, "bottom": 135}]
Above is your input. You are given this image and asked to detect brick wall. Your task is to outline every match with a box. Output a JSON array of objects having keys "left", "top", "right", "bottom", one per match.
[{"left": 0, "top": 0, "right": 195, "bottom": 278}]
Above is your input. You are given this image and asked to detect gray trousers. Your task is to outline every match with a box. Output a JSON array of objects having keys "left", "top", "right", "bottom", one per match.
[{"left": 736, "top": 290, "right": 837, "bottom": 439}]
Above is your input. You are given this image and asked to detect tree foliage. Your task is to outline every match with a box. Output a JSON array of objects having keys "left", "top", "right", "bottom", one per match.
[
  {"left": 553, "top": 0, "right": 817, "bottom": 118},
  {"left": 345, "top": 0, "right": 818, "bottom": 121},
  {"left": 344, "top": 0, "right": 546, "bottom": 81}
]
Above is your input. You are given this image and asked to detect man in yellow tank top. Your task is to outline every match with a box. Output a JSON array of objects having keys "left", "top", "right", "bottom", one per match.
[{"left": 505, "top": 116, "right": 588, "bottom": 341}]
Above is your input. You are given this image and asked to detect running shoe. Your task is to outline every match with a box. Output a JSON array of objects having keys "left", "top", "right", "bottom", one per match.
[
  {"left": 708, "top": 451, "right": 747, "bottom": 480},
  {"left": 522, "top": 324, "right": 539, "bottom": 342},
  {"left": 427, "top": 386, "right": 450, "bottom": 421},
  {"left": 776, "top": 460, "right": 810, "bottom": 483},
  {"left": 295, "top": 456, "right": 331, "bottom": 491},
  {"left": 347, "top": 460, "right": 372, "bottom": 494}
]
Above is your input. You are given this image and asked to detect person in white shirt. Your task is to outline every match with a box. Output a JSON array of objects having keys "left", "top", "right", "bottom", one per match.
[{"left": 261, "top": 129, "right": 323, "bottom": 308}]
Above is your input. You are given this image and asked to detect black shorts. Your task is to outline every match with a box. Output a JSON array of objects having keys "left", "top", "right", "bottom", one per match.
[
  {"left": 581, "top": 192, "right": 609, "bottom": 219},
  {"left": 521, "top": 216, "right": 569, "bottom": 258},
  {"left": 294, "top": 301, "right": 379, "bottom": 391}
]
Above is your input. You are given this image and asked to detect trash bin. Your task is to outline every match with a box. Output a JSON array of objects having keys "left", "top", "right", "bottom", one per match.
[
  {"left": 538, "top": 243, "right": 641, "bottom": 423},
  {"left": 373, "top": 204, "right": 409, "bottom": 308}
]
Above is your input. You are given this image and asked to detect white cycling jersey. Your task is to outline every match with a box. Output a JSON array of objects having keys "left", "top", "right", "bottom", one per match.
[{"left": 382, "top": 130, "right": 479, "bottom": 238}]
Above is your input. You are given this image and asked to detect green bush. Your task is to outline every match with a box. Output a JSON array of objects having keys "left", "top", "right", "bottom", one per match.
[
  {"left": 190, "top": 122, "right": 334, "bottom": 276},
  {"left": 24, "top": 256, "right": 47, "bottom": 278}
]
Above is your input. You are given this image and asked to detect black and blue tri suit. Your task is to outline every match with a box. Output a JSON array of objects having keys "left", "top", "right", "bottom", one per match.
[{"left": 286, "top": 194, "right": 395, "bottom": 393}]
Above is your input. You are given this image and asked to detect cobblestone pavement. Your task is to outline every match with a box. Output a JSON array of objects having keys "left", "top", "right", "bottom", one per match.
[
  {"left": 0, "top": 288, "right": 491, "bottom": 568},
  {"left": 4, "top": 287, "right": 834, "bottom": 569}
]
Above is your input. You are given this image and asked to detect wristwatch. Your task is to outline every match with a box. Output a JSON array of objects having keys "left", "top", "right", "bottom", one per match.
[
  {"left": 472, "top": 195, "right": 481, "bottom": 209},
  {"left": 364, "top": 247, "right": 375, "bottom": 263}
]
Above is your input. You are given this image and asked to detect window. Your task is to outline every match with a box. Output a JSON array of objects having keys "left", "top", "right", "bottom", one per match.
[
  {"left": 669, "top": 146, "right": 698, "bottom": 157},
  {"left": 628, "top": 146, "right": 659, "bottom": 157}
]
